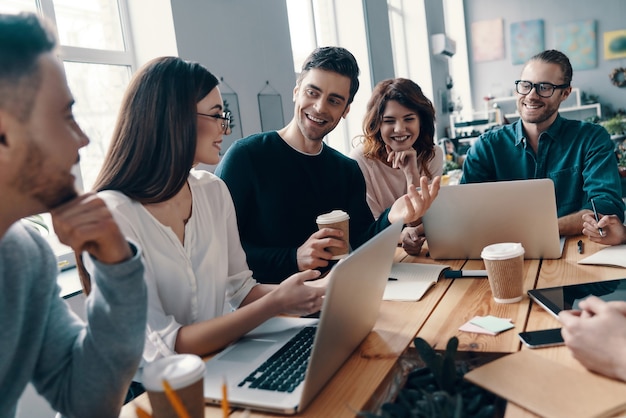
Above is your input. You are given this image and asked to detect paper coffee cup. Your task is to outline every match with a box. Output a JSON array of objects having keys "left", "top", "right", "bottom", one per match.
[
  {"left": 481, "top": 242, "right": 525, "bottom": 303},
  {"left": 316, "top": 210, "right": 350, "bottom": 259},
  {"left": 143, "top": 354, "right": 205, "bottom": 418}
]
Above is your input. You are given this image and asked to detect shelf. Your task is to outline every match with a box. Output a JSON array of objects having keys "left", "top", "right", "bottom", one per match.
[
  {"left": 486, "top": 88, "right": 602, "bottom": 123},
  {"left": 503, "top": 103, "right": 601, "bottom": 123},
  {"left": 449, "top": 111, "right": 498, "bottom": 139}
]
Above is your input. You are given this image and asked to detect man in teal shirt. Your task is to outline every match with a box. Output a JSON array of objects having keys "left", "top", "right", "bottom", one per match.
[{"left": 462, "top": 50, "right": 624, "bottom": 236}]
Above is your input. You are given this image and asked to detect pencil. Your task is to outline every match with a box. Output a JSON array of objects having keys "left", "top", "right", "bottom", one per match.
[
  {"left": 590, "top": 198, "right": 605, "bottom": 237},
  {"left": 135, "top": 405, "right": 153, "bottom": 418},
  {"left": 162, "top": 379, "right": 191, "bottom": 418},
  {"left": 222, "top": 378, "right": 230, "bottom": 417}
]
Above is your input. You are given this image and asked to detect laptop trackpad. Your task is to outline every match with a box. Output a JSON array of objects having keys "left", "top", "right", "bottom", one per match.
[{"left": 219, "top": 339, "right": 276, "bottom": 362}]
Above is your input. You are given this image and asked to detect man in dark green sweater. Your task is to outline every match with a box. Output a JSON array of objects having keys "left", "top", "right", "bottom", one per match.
[{"left": 216, "top": 47, "right": 439, "bottom": 284}]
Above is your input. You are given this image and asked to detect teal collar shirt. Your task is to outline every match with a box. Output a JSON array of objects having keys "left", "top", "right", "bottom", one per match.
[{"left": 461, "top": 115, "right": 625, "bottom": 222}]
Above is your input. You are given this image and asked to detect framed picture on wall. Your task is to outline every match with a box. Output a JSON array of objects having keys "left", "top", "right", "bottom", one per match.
[
  {"left": 471, "top": 18, "right": 504, "bottom": 62},
  {"left": 257, "top": 81, "right": 284, "bottom": 132},
  {"left": 604, "top": 29, "right": 626, "bottom": 60},
  {"left": 510, "top": 19, "right": 544, "bottom": 65},
  {"left": 554, "top": 20, "right": 597, "bottom": 70}
]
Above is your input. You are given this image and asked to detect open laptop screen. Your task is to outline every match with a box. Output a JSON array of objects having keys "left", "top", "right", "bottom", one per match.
[{"left": 422, "top": 179, "right": 562, "bottom": 259}]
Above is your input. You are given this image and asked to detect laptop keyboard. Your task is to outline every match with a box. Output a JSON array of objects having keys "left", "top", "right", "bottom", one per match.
[{"left": 237, "top": 326, "right": 316, "bottom": 393}]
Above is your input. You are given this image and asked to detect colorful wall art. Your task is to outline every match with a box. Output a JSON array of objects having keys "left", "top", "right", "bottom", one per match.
[
  {"left": 471, "top": 18, "right": 504, "bottom": 62},
  {"left": 553, "top": 20, "right": 597, "bottom": 70},
  {"left": 604, "top": 29, "right": 626, "bottom": 60},
  {"left": 510, "top": 20, "right": 545, "bottom": 65}
]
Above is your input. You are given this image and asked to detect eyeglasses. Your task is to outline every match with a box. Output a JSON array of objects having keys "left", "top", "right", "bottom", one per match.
[
  {"left": 197, "top": 111, "right": 231, "bottom": 133},
  {"left": 514, "top": 80, "right": 570, "bottom": 98}
]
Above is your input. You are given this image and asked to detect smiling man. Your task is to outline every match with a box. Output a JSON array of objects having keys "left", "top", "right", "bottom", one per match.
[
  {"left": 0, "top": 13, "right": 146, "bottom": 418},
  {"left": 461, "top": 49, "right": 624, "bottom": 236},
  {"left": 216, "top": 47, "right": 439, "bottom": 284}
]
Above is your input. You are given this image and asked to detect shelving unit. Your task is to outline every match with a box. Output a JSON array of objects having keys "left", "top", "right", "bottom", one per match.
[
  {"left": 449, "top": 110, "right": 498, "bottom": 140},
  {"left": 485, "top": 87, "right": 601, "bottom": 123}
]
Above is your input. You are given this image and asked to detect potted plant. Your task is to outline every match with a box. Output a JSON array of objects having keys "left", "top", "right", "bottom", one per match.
[
  {"left": 602, "top": 115, "right": 626, "bottom": 140},
  {"left": 616, "top": 141, "right": 626, "bottom": 178},
  {"left": 360, "top": 337, "right": 504, "bottom": 418}
]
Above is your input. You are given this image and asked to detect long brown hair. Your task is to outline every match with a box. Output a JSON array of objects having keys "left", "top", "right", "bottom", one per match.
[
  {"left": 360, "top": 78, "right": 436, "bottom": 177},
  {"left": 77, "top": 56, "right": 219, "bottom": 294},
  {"left": 92, "top": 56, "right": 219, "bottom": 202}
]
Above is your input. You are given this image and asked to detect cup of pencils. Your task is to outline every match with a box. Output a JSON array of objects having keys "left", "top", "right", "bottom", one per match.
[{"left": 142, "top": 354, "right": 205, "bottom": 418}]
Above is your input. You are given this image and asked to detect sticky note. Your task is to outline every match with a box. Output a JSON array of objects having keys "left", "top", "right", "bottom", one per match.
[
  {"left": 459, "top": 320, "right": 498, "bottom": 335},
  {"left": 470, "top": 315, "right": 514, "bottom": 334}
]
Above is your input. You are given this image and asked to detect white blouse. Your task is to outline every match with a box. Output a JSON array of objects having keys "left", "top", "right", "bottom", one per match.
[{"left": 97, "top": 170, "right": 257, "bottom": 362}]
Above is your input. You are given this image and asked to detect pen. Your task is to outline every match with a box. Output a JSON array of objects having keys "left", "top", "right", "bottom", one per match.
[
  {"left": 388, "top": 277, "right": 398, "bottom": 281},
  {"left": 162, "top": 379, "right": 191, "bottom": 418},
  {"left": 577, "top": 239, "right": 584, "bottom": 254},
  {"left": 590, "top": 198, "right": 605, "bottom": 237},
  {"left": 443, "top": 270, "right": 488, "bottom": 278},
  {"left": 135, "top": 405, "right": 152, "bottom": 418},
  {"left": 222, "top": 377, "right": 230, "bottom": 418}
]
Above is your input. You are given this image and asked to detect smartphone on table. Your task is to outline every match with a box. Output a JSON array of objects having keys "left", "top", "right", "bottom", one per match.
[{"left": 518, "top": 328, "right": 564, "bottom": 349}]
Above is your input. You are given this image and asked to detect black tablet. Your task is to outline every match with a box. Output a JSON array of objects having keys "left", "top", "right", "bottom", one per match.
[{"left": 528, "top": 278, "right": 626, "bottom": 318}]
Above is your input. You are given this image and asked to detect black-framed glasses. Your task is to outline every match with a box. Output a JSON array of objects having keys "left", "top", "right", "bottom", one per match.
[
  {"left": 514, "top": 80, "right": 570, "bottom": 98},
  {"left": 197, "top": 111, "right": 231, "bottom": 133}
]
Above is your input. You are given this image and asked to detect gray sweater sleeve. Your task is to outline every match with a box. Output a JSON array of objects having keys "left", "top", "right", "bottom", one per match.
[{"left": 32, "top": 242, "right": 147, "bottom": 418}]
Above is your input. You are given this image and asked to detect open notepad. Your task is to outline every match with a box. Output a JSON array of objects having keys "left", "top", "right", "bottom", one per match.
[
  {"left": 578, "top": 245, "right": 626, "bottom": 268},
  {"left": 383, "top": 263, "right": 450, "bottom": 301}
]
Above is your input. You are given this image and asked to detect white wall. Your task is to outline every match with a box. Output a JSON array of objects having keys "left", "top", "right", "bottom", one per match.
[
  {"left": 127, "top": 0, "right": 178, "bottom": 67},
  {"left": 170, "top": 0, "right": 296, "bottom": 142}
]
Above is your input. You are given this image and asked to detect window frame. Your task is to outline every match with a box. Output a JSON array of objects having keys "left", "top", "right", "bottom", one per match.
[
  {"left": 40, "top": 0, "right": 137, "bottom": 190},
  {"left": 9, "top": 0, "right": 138, "bottom": 267}
]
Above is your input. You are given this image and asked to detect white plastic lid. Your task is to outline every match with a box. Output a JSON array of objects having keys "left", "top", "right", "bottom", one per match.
[
  {"left": 316, "top": 209, "right": 349, "bottom": 224},
  {"left": 480, "top": 242, "right": 525, "bottom": 260},
  {"left": 142, "top": 354, "right": 205, "bottom": 391}
]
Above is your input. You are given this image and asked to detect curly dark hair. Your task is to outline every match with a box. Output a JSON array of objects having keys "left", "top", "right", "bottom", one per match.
[{"left": 359, "top": 78, "right": 436, "bottom": 177}]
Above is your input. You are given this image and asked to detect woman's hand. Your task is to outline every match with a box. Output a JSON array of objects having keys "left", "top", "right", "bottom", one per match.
[{"left": 388, "top": 176, "right": 441, "bottom": 225}]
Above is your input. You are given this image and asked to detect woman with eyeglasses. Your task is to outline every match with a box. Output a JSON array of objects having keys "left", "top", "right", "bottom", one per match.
[
  {"left": 350, "top": 78, "right": 443, "bottom": 255},
  {"left": 89, "top": 56, "right": 325, "bottom": 365}
]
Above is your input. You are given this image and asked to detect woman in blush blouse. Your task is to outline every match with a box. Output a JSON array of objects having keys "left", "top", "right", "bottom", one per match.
[{"left": 350, "top": 78, "right": 443, "bottom": 255}]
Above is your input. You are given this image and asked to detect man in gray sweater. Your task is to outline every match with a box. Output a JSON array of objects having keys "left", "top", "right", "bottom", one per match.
[{"left": 0, "top": 13, "right": 147, "bottom": 418}]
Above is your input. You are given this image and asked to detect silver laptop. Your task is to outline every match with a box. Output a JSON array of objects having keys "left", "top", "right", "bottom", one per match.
[
  {"left": 423, "top": 179, "right": 563, "bottom": 259},
  {"left": 203, "top": 221, "right": 403, "bottom": 414}
]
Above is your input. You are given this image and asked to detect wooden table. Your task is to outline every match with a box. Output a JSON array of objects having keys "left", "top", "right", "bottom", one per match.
[
  {"left": 121, "top": 238, "right": 626, "bottom": 417},
  {"left": 504, "top": 237, "right": 626, "bottom": 418},
  {"left": 121, "top": 249, "right": 458, "bottom": 418}
]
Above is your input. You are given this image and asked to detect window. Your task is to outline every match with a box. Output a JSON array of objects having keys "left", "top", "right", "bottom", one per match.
[
  {"left": 2, "top": 0, "right": 135, "bottom": 268},
  {"left": 285, "top": 0, "right": 371, "bottom": 155},
  {"left": 1, "top": 0, "right": 135, "bottom": 192}
]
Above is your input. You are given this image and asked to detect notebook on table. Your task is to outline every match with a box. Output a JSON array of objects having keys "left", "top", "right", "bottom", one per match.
[
  {"left": 422, "top": 179, "right": 563, "bottom": 260},
  {"left": 383, "top": 263, "right": 450, "bottom": 301},
  {"left": 202, "top": 221, "right": 403, "bottom": 414}
]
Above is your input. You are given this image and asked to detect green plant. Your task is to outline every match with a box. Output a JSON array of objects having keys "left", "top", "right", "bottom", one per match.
[
  {"left": 443, "top": 155, "right": 461, "bottom": 175},
  {"left": 602, "top": 116, "right": 626, "bottom": 136},
  {"left": 360, "top": 337, "right": 502, "bottom": 418},
  {"left": 616, "top": 141, "right": 626, "bottom": 168}
]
